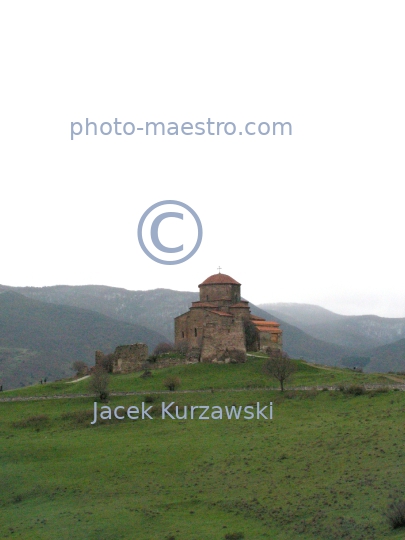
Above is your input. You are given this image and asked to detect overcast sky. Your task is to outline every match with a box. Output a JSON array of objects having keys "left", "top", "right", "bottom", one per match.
[{"left": 1, "top": 2, "right": 404, "bottom": 318}]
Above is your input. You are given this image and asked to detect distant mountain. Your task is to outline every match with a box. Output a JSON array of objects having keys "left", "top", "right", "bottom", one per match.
[
  {"left": 0, "top": 291, "right": 167, "bottom": 389},
  {"left": 367, "top": 338, "right": 405, "bottom": 373},
  {"left": 2, "top": 284, "right": 354, "bottom": 368},
  {"left": 3, "top": 285, "right": 197, "bottom": 343},
  {"left": 259, "top": 303, "right": 405, "bottom": 352},
  {"left": 250, "top": 305, "right": 353, "bottom": 365}
]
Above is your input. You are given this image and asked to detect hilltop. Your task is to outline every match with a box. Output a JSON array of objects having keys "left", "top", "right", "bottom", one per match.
[
  {"left": 1, "top": 284, "right": 354, "bottom": 367},
  {"left": 2, "top": 286, "right": 405, "bottom": 392}
]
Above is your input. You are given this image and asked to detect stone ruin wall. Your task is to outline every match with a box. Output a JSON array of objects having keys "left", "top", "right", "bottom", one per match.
[
  {"left": 95, "top": 343, "right": 196, "bottom": 374},
  {"left": 95, "top": 343, "right": 148, "bottom": 374}
]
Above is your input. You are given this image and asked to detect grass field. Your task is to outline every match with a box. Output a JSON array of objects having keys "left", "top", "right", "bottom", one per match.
[{"left": 1, "top": 359, "right": 405, "bottom": 539}]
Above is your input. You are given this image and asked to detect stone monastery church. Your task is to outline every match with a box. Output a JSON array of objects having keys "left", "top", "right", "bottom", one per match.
[{"left": 175, "top": 271, "right": 283, "bottom": 363}]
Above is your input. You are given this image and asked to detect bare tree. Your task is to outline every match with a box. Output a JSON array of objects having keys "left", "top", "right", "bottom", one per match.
[
  {"left": 72, "top": 360, "right": 88, "bottom": 376},
  {"left": 163, "top": 376, "right": 181, "bottom": 391},
  {"left": 263, "top": 351, "right": 296, "bottom": 392},
  {"left": 88, "top": 365, "right": 110, "bottom": 401},
  {"left": 98, "top": 353, "right": 114, "bottom": 373}
]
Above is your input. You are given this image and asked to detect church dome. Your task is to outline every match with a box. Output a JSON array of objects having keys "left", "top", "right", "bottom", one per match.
[{"left": 199, "top": 273, "right": 241, "bottom": 286}]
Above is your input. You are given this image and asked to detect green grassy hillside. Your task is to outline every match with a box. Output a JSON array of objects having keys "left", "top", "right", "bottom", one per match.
[
  {"left": 2, "top": 355, "right": 399, "bottom": 399},
  {"left": 1, "top": 360, "right": 404, "bottom": 540}
]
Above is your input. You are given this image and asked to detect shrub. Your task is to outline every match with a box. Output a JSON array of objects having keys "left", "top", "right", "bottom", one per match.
[
  {"left": 147, "top": 355, "right": 158, "bottom": 363},
  {"left": 164, "top": 376, "right": 181, "bottom": 391},
  {"left": 141, "top": 370, "right": 153, "bottom": 378},
  {"left": 224, "top": 533, "right": 245, "bottom": 540},
  {"left": 368, "top": 387, "right": 389, "bottom": 397},
  {"left": 144, "top": 395, "right": 156, "bottom": 403},
  {"left": 284, "top": 391, "right": 297, "bottom": 399},
  {"left": 302, "top": 389, "right": 318, "bottom": 399},
  {"left": 12, "top": 415, "right": 50, "bottom": 429},
  {"left": 385, "top": 500, "right": 405, "bottom": 529},
  {"left": 72, "top": 360, "right": 89, "bottom": 376},
  {"left": 344, "top": 385, "right": 366, "bottom": 396},
  {"left": 153, "top": 342, "right": 175, "bottom": 355},
  {"left": 150, "top": 404, "right": 163, "bottom": 417},
  {"left": 88, "top": 365, "right": 110, "bottom": 401},
  {"left": 60, "top": 410, "right": 94, "bottom": 424}
]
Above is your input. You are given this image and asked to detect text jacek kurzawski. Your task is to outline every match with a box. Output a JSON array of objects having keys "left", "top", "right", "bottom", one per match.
[{"left": 91, "top": 402, "right": 273, "bottom": 424}]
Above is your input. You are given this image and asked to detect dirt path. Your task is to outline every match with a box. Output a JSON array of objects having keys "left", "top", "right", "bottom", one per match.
[
  {"left": 66, "top": 375, "right": 90, "bottom": 384},
  {"left": 304, "top": 361, "right": 341, "bottom": 371}
]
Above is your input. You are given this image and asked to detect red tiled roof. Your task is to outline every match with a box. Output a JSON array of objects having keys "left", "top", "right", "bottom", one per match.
[
  {"left": 257, "top": 327, "right": 282, "bottom": 333},
  {"left": 191, "top": 301, "right": 217, "bottom": 308},
  {"left": 199, "top": 273, "right": 241, "bottom": 286},
  {"left": 209, "top": 310, "right": 233, "bottom": 317},
  {"left": 229, "top": 302, "right": 249, "bottom": 308},
  {"left": 252, "top": 319, "right": 282, "bottom": 333},
  {"left": 250, "top": 315, "right": 266, "bottom": 321}
]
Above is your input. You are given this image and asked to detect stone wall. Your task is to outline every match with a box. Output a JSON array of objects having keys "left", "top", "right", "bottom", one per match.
[
  {"left": 175, "top": 309, "right": 247, "bottom": 363},
  {"left": 146, "top": 356, "right": 196, "bottom": 370},
  {"left": 175, "top": 309, "right": 207, "bottom": 348},
  {"left": 95, "top": 343, "right": 148, "bottom": 374},
  {"left": 95, "top": 344, "right": 196, "bottom": 374},
  {"left": 200, "top": 315, "right": 246, "bottom": 363},
  {"left": 257, "top": 332, "right": 282, "bottom": 352},
  {"left": 199, "top": 283, "right": 241, "bottom": 304}
]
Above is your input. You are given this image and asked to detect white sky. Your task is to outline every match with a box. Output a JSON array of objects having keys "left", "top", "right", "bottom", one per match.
[{"left": 1, "top": 2, "right": 404, "bottom": 318}]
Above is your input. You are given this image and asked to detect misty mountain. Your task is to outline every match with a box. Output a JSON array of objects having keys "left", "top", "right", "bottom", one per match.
[
  {"left": 3, "top": 285, "right": 197, "bottom": 343},
  {"left": 0, "top": 291, "right": 167, "bottom": 389},
  {"left": 259, "top": 303, "right": 405, "bottom": 351},
  {"left": 2, "top": 284, "right": 354, "bottom": 368},
  {"left": 258, "top": 303, "right": 345, "bottom": 327},
  {"left": 250, "top": 304, "right": 354, "bottom": 365},
  {"left": 367, "top": 338, "right": 405, "bottom": 373}
]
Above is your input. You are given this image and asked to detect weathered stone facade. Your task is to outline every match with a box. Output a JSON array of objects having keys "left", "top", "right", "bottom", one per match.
[
  {"left": 250, "top": 316, "right": 283, "bottom": 352},
  {"left": 95, "top": 343, "right": 199, "bottom": 374},
  {"left": 95, "top": 343, "right": 148, "bottom": 374},
  {"left": 175, "top": 272, "right": 283, "bottom": 362}
]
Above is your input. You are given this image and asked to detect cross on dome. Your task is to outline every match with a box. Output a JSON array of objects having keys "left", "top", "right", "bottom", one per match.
[{"left": 217, "top": 266, "right": 222, "bottom": 273}]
